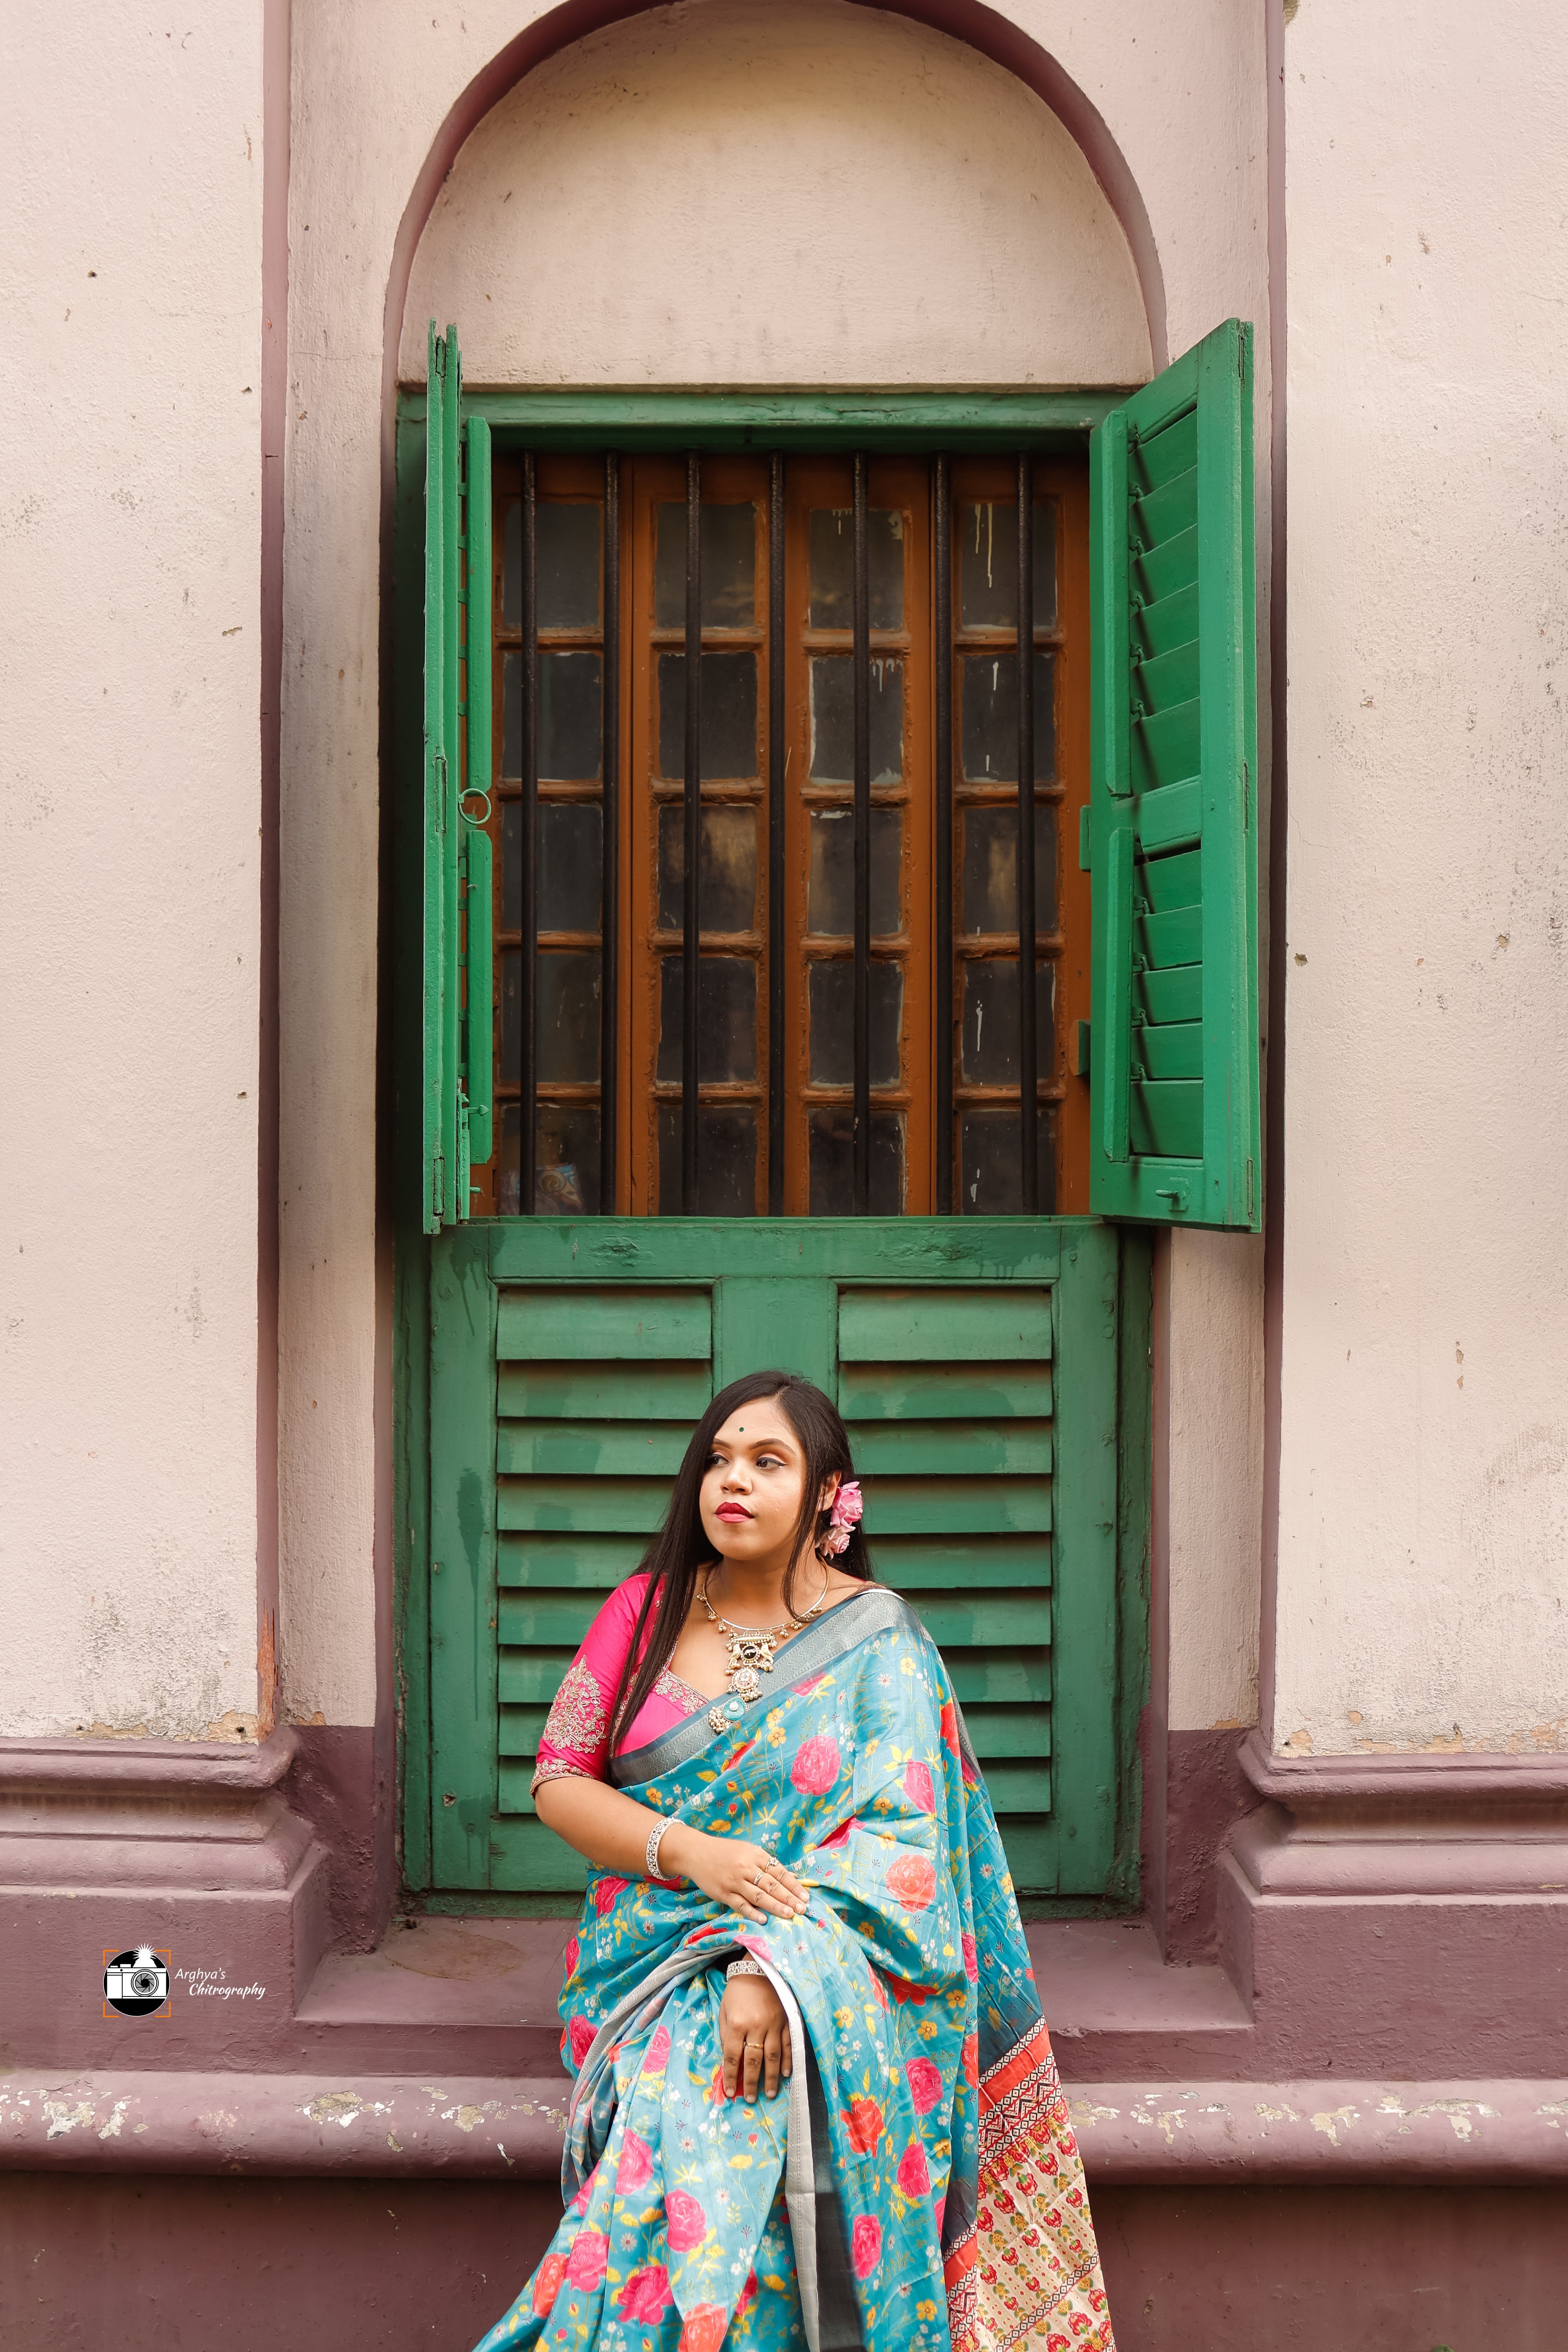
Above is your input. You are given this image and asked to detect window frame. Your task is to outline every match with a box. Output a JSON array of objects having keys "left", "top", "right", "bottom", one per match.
[{"left": 390, "top": 381, "right": 1180, "bottom": 1920}]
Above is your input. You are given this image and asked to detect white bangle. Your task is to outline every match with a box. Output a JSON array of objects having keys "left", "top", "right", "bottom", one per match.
[
  {"left": 645, "top": 1816, "right": 674, "bottom": 1880},
  {"left": 726, "top": 1956, "right": 765, "bottom": 1979}
]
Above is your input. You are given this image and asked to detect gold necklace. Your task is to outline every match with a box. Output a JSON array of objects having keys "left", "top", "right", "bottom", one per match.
[{"left": 700, "top": 1566, "right": 831, "bottom": 1707}]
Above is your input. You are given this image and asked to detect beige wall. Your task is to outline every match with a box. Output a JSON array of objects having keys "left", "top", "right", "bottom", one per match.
[
  {"left": 0, "top": 4, "right": 264, "bottom": 1736},
  {"left": 280, "top": 0, "right": 1270, "bottom": 1732},
  {"left": 400, "top": 4, "right": 1150, "bottom": 389},
  {"left": 1275, "top": 0, "right": 1568, "bottom": 1752}
]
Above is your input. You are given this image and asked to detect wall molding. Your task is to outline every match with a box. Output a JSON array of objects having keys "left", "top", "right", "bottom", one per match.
[{"left": 4, "top": 2067, "right": 1566, "bottom": 2186}]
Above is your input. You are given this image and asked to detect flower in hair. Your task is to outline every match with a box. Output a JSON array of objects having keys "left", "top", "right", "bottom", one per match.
[{"left": 822, "top": 1480, "right": 864, "bottom": 1558}]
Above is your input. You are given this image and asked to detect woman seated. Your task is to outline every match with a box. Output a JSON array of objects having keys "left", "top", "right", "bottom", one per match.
[{"left": 474, "top": 1370, "right": 1115, "bottom": 2352}]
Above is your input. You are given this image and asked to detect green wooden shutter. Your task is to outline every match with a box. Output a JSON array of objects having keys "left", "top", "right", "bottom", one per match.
[
  {"left": 462, "top": 415, "right": 495, "bottom": 1179},
  {"left": 421, "top": 1220, "right": 1143, "bottom": 1904},
  {"left": 423, "top": 323, "right": 494, "bottom": 1230},
  {"left": 1086, "top": 318, "right": 1261, "bottom": 1229}
]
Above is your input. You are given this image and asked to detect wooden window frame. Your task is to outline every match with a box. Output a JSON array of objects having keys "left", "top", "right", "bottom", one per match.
[{"left": 450, "top": 390, "right": 1128, "bottom": 1220}]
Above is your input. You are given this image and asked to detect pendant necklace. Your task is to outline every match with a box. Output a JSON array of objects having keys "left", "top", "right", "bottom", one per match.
[{"left": 700, "top": 1564, "right": 831, "bottom": 1727}]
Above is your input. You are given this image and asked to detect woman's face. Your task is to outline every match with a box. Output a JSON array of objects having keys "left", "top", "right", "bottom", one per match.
[{"left": 699, "top": 1400, "right": 826, "bottom": 1576}]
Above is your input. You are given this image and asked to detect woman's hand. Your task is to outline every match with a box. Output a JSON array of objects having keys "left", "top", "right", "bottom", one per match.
[
  {"left": 720, "top": 1974, "right": 792, "bottom": 2103},
  {"left": 662, "top": 1826, "right": 810, "bottom": 1925}
]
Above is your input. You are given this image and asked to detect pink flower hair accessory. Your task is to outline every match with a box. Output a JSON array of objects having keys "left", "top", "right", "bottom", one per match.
[{"left": 821, "top": 1479, "right": 863, "bottom": 1558}]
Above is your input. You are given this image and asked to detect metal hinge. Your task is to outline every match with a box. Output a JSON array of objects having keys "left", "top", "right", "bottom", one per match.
[
  {"left": 431, "top": 1154, "right": 445, "bottom": 1219},
  {"left": 1243, "top": 759, "right": 1250, "bottom": 831}
]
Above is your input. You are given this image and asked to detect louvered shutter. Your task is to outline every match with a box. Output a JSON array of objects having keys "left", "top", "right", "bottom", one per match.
[
  {"left": 424, "top": 1223, "right": 1135, "bottom": 1903},
  {"left": 422, "top": 321, "right": 495, "bottom": 1232},
  {"left": 1086, "top": 318, "right": 1261, "bottom": 1229}
]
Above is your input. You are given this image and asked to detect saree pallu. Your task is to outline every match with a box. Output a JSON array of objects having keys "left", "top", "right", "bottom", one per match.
[{"left": 474, "top": 1588, "right": 1114, "bottom": 2352}]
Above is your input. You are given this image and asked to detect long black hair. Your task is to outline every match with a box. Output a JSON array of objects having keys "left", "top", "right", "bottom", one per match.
[{"left": 608, "top": 1370, "right": 871, "bottom": 1744}]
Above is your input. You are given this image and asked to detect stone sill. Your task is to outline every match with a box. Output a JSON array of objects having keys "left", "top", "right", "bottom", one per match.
[{"left": 5, "top": 2067, "right": 1566, "bottom": 2185}]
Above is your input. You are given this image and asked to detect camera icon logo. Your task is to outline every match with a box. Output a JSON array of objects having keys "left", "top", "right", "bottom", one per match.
[{"left": 103, "top": 1945, "right": 171, "bottom": 2019}]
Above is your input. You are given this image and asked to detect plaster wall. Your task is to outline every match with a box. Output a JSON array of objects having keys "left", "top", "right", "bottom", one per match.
[
  {"left": 1274, "top": 0, "right": 1568, "bottom": 1751},
  {"left": 282, "top": 0, "right": 1269, "bottom": 1730},
  {"left": 399, "top": 4, "right": 1150, "bottom": 388},
  {"left": 0, "top": 4, "right": 264, "bottom": 1738}
]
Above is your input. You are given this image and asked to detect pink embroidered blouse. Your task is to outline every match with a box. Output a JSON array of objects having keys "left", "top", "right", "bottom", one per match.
[{"left": 531, "top": 1573, "right": 710, "bottom": 1795}]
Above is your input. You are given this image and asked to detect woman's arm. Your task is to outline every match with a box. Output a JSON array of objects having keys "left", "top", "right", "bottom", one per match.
[
  {"left": 536, "top": 1776, "right": 803, "bottom": 2104},
  {"left": 534, "top": 1775, "right": 810, "bottom": 1927}
]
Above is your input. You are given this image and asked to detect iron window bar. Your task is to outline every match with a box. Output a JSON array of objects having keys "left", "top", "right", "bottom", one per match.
[
  {"left": 517, "top": 450, "right": 539, "bottom": 1216},
  {"left": 682, "top": 452, "right": 703, "bottom": 1211},
  {"left": 934, "top": 453, "right": 954, "bottom": 1214},
  {"left": 600, "top": 453, "right": 620, "bottom": 1213},
  {"left": 768, "top": 452, "right": 786, "bottom": 1216},
  {"left": 1016, "top": 450, "right": 1039, "bottom": 1215},
  {"left": 852, "top": 449, "right": 871, "bottom": 1215}
]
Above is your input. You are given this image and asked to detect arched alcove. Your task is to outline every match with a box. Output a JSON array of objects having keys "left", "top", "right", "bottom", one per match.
[{"left": 399, "top": 0, "right": 1152, "bottom": 386}]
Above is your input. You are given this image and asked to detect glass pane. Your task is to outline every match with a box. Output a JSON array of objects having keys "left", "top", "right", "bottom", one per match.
[
  {"left": 657, "top": 804, "right": 758, "bottom": 934},
  {"left": 503, "top": 499, "right": 522, "bottom": 630},
  {"left": 807, "top": 1109, "right": 905, "bottom": 1215},
  {"left": 502, "top": 649, "right": 521, "bottom": 779},
  {"left": 958, "top": 1105, "right": 1057, "bottom": 1216},
  {"left": 540, "top": 651, "right": 603, "bottom": 782},
  {"left": 654, "top": 503, "right": 757, "bottom": 630},
  {"left": 959, "top": 958, "right": 1055, "bottom": 1086},
  {"left": 658, "top": 1104, "right": 758, "bottom": 1217},
  {"left": 538, "top": 949, "right": 601, "bottom": 1085},
  {"left": 959, "top": 803, "right": 1058, "bottom": 936},
  {"left": 657, "top": 651, "right": 758, "bottom": 780},
  {"left": 538, "top": 802, "right": 602, "bottom": 936},
  {"left": 957, "top": 500, "right": 1057, "bottom": 633},
  {"left": 500, "top": 946, "right": 521, "bottom": 1081},
  {"left": 808, "top": 657, "right": 903, "bottom": 784},
  {"left": 808, "top": 960, "right": 903, "bottom": 1089},
  {"left": 502, "top": 802, "right": 522, "bottom": 931},
  {"left": 496, "top": 1101, "right": 603, "bottom": 1217},
  {"left": 807, "top": 508, "right": 905, "bottom": 630},
  {"left": 959, "top": 650, "right": 1056, "bottom": 783},
  {"left": 537, "top": 503, "right": 601, "bottom": 632},
  {"left": 807, "top": 808, "right": 902, "bottom": 938},
  {"left": 657, "top": 956, "right": 758, "bottom": 1084}
]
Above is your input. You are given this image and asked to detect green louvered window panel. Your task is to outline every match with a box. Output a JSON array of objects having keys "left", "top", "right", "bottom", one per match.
[
  {"left": 1086, "top": 318, "right": 1261, "bottom": 1228},
  {"left": 418, "top": 1221, "right": 1143, "bottom": 1905},
  {"left": 496, "top": 1287, "right": 715, "bottom": 1831},
  {"left": 837, "top": 1289, "right": 1054, "bottom": 1888}
]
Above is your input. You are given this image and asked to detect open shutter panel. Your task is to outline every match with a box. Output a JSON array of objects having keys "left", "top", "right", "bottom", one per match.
[
  {"left": 462, "top": 415, "right": 495, "bottom": 1181},
  {"left": 422, "top": 321, "right": 460, "bottom": 1231},
  {"left": 423, "top": 323, "right": 493, "bottom": 1229},
  {"left": 1086, "top": 318, "right": 1261, "bottom": 1229}
]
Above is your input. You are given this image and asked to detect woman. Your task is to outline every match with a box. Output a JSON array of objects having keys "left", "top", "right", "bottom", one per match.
[{"left": 475, "top": 1371, "right": 1115, "bottom": 2352}]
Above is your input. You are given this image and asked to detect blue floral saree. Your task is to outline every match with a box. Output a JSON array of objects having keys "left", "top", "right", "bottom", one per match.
[{"left": 475, "top": 1587, "right": 1115, "bottom": 2352}]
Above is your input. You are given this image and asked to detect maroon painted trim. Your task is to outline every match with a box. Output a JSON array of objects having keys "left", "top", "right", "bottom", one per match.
[
  {"left": 1257, "top": 0, "right": 1288, "bottom": 1737},
  {"left": 0, "top": 1727, "right": 301, "bottom": 1794},
  {"left": 256, "top": 0, "right": 290, "bottom": 1732},
  {"left": 0, "top": 2072, "right": 566, "bottom": 2178},
  {"left": 1241, "top": 1727, "right": 1568, "bottom": 1811},
  {"left": 6, "top": 2067, "right": 1565, "bottom": 2184},
  {"left": 1073, "top": 2078, "right": 1568, "bottom": 2184}
]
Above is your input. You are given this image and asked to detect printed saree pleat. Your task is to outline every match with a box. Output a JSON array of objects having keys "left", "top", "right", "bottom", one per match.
[{"left": 474, "top": 1589, "right": 1114, "bottom": 2352}]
